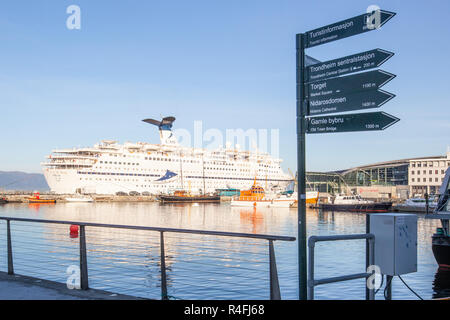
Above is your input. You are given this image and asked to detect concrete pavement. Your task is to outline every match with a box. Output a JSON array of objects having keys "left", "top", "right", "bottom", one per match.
[{"left": 0, "top": 272, "right": 143, "bottom": 300}]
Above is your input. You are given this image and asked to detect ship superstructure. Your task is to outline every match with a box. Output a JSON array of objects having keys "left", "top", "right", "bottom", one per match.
[{"left": 41, "top": 117, "right": 292, "bottom": 195}]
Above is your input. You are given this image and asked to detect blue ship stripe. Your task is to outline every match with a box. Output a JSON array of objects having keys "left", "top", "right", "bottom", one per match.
[{"left": 77, "top": 171, "right": 291, "bottom": 182}]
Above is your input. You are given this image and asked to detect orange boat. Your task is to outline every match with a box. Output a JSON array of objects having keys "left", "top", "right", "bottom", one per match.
[
  {"left": 231, "top": 177, "right": 318, "bottom": 208},
  {"left": 28, "top": 192, "right": 56, "bottom": 204},
  {"left": 230, "top": 178, "right": 272, "bottom": 207}
]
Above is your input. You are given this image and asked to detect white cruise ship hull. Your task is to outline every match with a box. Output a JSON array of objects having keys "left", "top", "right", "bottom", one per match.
[
  {"left": 43, "top": 167, "right": 290, "bottom": 195},
  {"left": 41, "top": 117, "right": 292, "bottom": 195}
]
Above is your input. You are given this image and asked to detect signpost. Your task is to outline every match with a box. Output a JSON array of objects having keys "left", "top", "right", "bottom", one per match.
[
  {"left": 308, "top": 89, "right": 395, "bottom": 115},
  {"left": 306, "top": 112, "right": 400, "bottom": 134},
  {"left": 304, "top": 10, "right": 396, "bottom": 48},
  {"left": 305, "top": 48, "right": 394, "bottom": 82},
  {"left": 305, "top": 69, "right": 396, "bottom": 98},
  {"left": 296, "top": 8, "right": 398, "bottom": 300}
]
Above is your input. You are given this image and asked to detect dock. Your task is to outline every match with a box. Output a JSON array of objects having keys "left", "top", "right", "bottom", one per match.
[
  {"left": 392, "top": 204, "right": 433, "bottom": 213},
  {"left": 0, "top": 272, "right": 142, "bottom": 300},
  {"left": 2, "top": 193, "right": 157, "bottom": 203}
]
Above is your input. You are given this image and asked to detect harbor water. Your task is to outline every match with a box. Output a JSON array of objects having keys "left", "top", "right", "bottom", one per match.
[{"left": 0, "top": 202, "right": 447, "bottom": 300}]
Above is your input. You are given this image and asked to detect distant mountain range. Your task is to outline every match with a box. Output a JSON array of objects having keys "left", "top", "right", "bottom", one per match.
[{"left": 0, "top": 171, "right": 49, "bottom": 191}]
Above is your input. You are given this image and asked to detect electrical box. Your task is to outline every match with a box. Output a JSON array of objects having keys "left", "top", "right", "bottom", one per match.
[{"left": 369, "top": 213, "right": 417, "bottom": 276}]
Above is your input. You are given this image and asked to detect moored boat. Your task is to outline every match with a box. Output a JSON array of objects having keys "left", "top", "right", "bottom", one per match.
[
  {"left": 230, "top": 179, "right": 271, "bottom": 207},
  {"left": 395, "top": 196, "right": 438, "bottom": 213},
  {"left": 284, "top": 191, "right": 320, "bottom": 208},
  {"left": 28, "top": 192, "right": 56, "bottom": 204},
  {"left": 158, "top": 190, "right": 220, "bottom": 203},
  {"left": 319, "top": 194, "right": 392, "bottom": 213},
  {"left": 428, "top": 168, "right": 450, "bottom": 268},
  {"left": 432, "top": 230, "right": 450, "bottom": 268},
  {"left": 216, "top": 188, "right": 240, "bottom": 197},
  {"left": 231, "top": 179, "right": 319, "bottom": 208},
  {"left": 305, "top": 191, "right": 319, "bottom": 205},
  {"left": 403, "top": 197, "right": 438, "bottom": 208},
  {"left": 269, "top": 192, "right": 297, "bottom": 208},
  {"left": 0, "top": 197, "right": 8, "bottom": 205}
]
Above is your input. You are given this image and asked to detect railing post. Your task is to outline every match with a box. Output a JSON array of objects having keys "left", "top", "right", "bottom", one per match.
[
  {"left": 308, "top": 234, "right": 376, "bottom": 300},
  {"left": 385, "top": 275, "right": 393, "bottom": 300},
  {"left": 269, "top": 240, "right": 281, "bottom": 300},
  {"left": 160, "top": 231, "right": 168, "bottom": 300},
  {"left": 366, "top": 215, "right": 370, "bottom": 300},
  {"left": 307, "top": 238, "right": 315, "bottom": 300},
  {"left": 79, "top": 225, "right": 89, "bottom": 290},
  {"left": 7, "top": 220, "right": 14, "bottom": 275},
  {"left": 367, "top": 236, "right": 375, "bottom": 300}
]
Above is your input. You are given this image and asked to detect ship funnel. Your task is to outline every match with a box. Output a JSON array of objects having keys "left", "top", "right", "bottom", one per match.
[
  {"left": 142, "top": 116, "right": 176, "bottom": 130},
  {"left": 142, "top": 116, "right": 178, "bottom": 146}
]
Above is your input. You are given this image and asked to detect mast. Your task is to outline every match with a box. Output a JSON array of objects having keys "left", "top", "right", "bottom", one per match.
[{"left": 179, "top": 150, "right": 184, "bottom": 190}]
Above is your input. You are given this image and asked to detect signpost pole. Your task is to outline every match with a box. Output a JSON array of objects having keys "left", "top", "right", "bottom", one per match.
[
  {"left": 297, "top": 7, "right": 397, "bottom": 301},
  {"left": 296, "top": 33, "right": 307, "bottom": 300}
]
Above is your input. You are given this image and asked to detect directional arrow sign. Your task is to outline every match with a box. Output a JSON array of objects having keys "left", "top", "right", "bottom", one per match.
[
  {"left": 304, "top": 10, "right": 396, "bottom": 48},
  {"left": 306, "top": 112, "right": 399, "bottom": 134},
  {"left": 308, "top": 89, "right": 395, "bottom": 116},
  {"left": 305, "top": 49, "right": 394, "bottom": 82},
  {"left": 305, "top": 69, "right": 396, "bottom": 98}
]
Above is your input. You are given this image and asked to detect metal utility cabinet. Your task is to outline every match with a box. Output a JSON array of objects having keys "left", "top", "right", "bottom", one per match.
[{"left": 369, "top": 213, "right": 417, "bottom": 276}]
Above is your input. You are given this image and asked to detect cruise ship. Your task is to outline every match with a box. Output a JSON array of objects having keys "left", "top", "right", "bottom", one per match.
[{"left": 41, "top": 117, "right": 292, "bottom": 195}]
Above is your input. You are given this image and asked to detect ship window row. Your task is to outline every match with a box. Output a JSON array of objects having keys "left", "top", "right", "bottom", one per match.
[
  {"left": 79, "top": 171, "right": 158, "bottom": 177},
  {"left": 103, "top": 153, "right": 279, "bottom": 166},
  {"left": 143, "top": 157, "right": 204, "bottom": 163},
  {"left": 100, "top": 161, "right": 141, "bottom": 165},
  {"left": 125, "top": 158, "right": 280, "bottom": 167},
  {"left": 97, "top": 160, "right": 279, "bottom": 172},
  {"left": 94, "top": 167, "right": 280, "bottom": 176}
]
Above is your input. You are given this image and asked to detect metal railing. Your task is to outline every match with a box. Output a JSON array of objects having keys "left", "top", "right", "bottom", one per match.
[
  {"left": 0, "top": 216, "right": 295, "bottom": 300},
  {"left": 307, "top": 233, "right": 375, "bottom": 300}
]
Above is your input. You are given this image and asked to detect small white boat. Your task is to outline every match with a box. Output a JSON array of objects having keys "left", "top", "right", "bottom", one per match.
[
  {"left": 401, "top": 197, "right": 438, "bottom": 208},
  {"left": 269, "top": 191, "right": 319, "bottom": 208},
  {"left": 65, "top": 196, "right": 94, "bottom": 203},
  {"left": 333, "top": 194, "right": 373, "bottom": 205},
  {"left": 268, "top": 192, "right": 297, "bottom": 208},
  {"left": 320, "top": 194, "right": 393, "bottom": 212}
]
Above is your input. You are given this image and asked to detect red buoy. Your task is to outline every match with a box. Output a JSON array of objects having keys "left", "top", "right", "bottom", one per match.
[{"left": 70, "top": 225, "right": 79, "bottom": 238}]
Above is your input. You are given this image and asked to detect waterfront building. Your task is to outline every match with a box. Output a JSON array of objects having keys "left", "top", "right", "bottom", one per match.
[
  {"left": 305, "top": 149, "right": 450, "bottom": 199},
  {"left": 408, "top": 150, "right": 450, "bottom": 196}
]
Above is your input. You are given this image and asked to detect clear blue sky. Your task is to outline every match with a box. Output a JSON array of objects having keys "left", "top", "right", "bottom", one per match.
[{"left": 1, "top": 0, "right": 449, "bottom": 173}]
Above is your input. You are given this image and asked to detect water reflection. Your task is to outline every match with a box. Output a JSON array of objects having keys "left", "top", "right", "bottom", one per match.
[
  {"left": 0, "top": 203, "right": 446, "bottom": 299},
  {"left": 235, "top": 207, "right": 265, "bottom": 235},
  {"left": 433, "top": 267, "right": 450, "bottom": 299},
  {"left": 27, "top": 203, "right": 56, "bottom": 215},
  {"left": 317, "top": 209, "right": 335, "bottom": 224}
]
